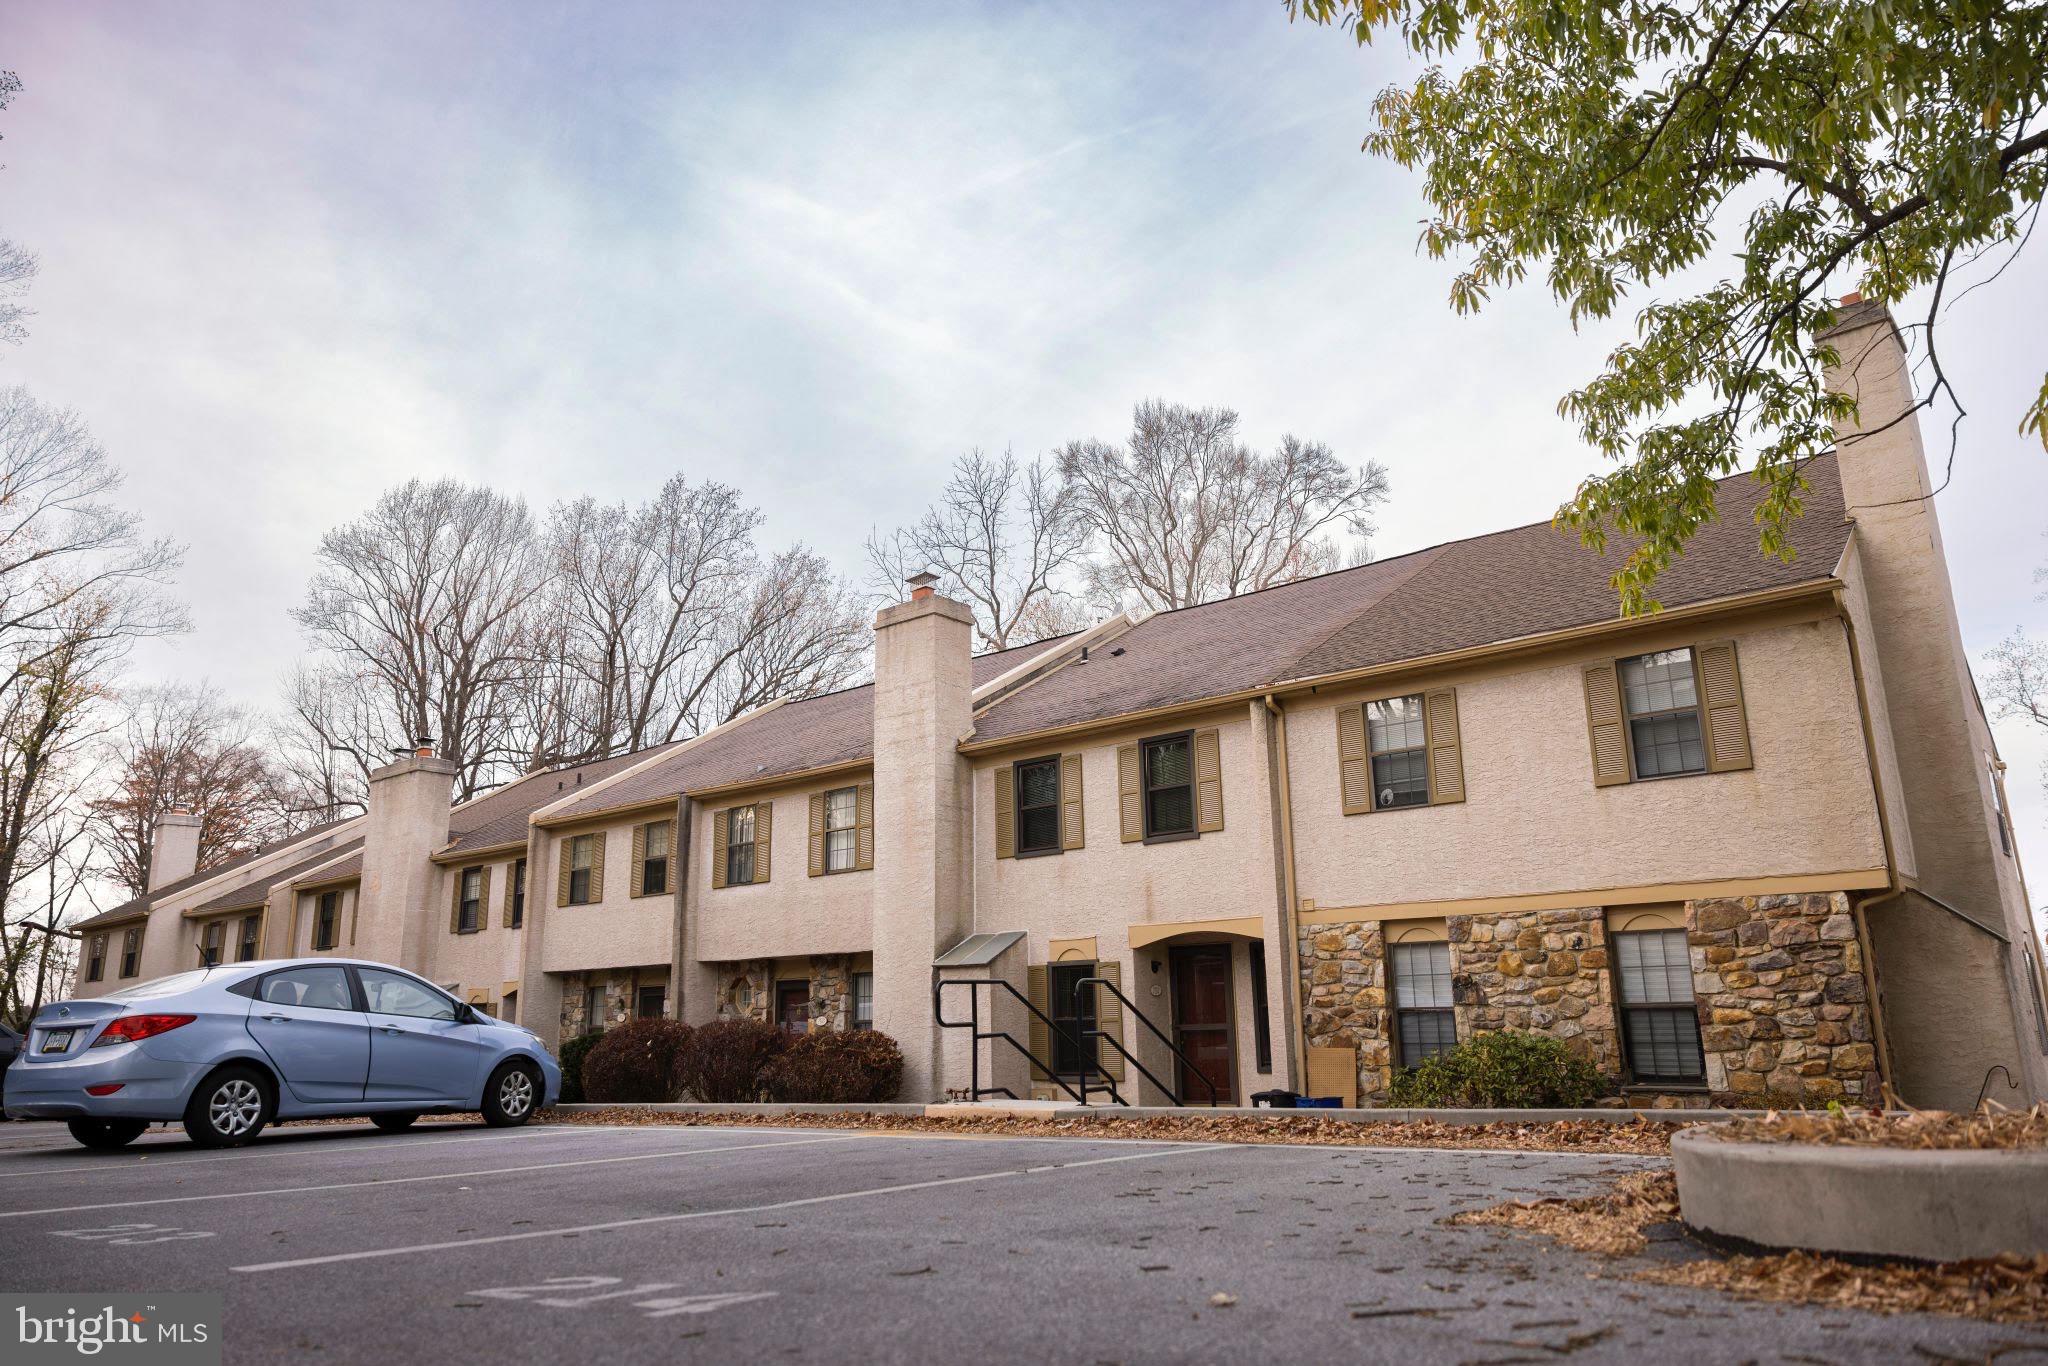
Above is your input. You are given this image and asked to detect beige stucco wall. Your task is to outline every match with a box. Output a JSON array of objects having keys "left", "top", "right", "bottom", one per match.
[
  {"left": 285, "top": 885, "right": 361, "bottom": 957},
  {"left": 690, "top": 777, "right": 877, "bottom": 962},
  {"left": 536, "top": 823, "right": 674, "bottom": 974},
  {"left": 1285, "top": 616, "right": 1888, "bottom": 913},
  {"left": 424, "top": 855, "right": 527, "bottom": 1006}
]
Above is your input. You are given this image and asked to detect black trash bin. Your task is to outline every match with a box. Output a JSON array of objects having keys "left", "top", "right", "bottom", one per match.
[{"left": 1249, "top": 1089, "right": 1299, "bottom": 1109}]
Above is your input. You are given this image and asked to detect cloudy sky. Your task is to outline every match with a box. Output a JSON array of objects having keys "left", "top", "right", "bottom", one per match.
[{"left": 5, "top": 2, "right": 2046, "bottom": 902}]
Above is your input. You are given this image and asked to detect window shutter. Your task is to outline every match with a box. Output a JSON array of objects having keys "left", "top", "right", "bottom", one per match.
[
  {"left": 711, "top": 811, "right": 729, "bottom": 890},
  {"left": 855, "top": 782, "right": 874, "bottom": 871},
  {"left": 808, "top": 792, "right": 826, "bottom": 878},
  {"left": 557, "top": 843, "right": 573, "bottom": 907},
  {"left": 1117, "top": 744, "right": 1141, "bottom": 842},
  {"left": 1337, "top": 703, "right": 1370, "bottom": 815},
  {"left": 631, "top": 823, "right": 648, "bottom": 897},
  {"left": 1194, "top": 728, "right": 1224, "bottom": 832},
  {"left": 1027, "top": 964, "right": 1050, "bottom": 1081},
  {"left": 502, "top": 861, "right": 519, "bottom": 927},
  {"left": 1582, "top": 660, "right": 1631, "bottom": 787},
  {"left": 1695, "top": 639, "right": 1753, "bottom": 773},
  {"left": 588, "top": 831, "right": 606, "bottom": 901},
  {"left": 993, "top": 764, "right": 1015, "bottom": 859},
  {"left": 477, "top": 865, "right": 492, "bottom": 922},
  {"left": 754, "top": 801, "right": 772, "bottom": 883},
  {"left": 1059, "top": 753, "right": 1085, "bottom": 850},
  {"left": 449, "top": 869, "right": 463, "bottom": 932},
  {"left": 1094, "top": 961, "right": 1124, "bottom": 1081},
  {"left": 1425, "top": 688, "right": 1466, "bottom": 805}
]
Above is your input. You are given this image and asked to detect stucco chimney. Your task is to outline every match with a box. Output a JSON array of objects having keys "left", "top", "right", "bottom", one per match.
[
  {"left": 147, "top": 808, "right": 204, "bottom": 891},
  {"left": 870, "top": 576, "right": 975, "bottom": 1100},
  {"left": 356, "top": 747, "right": 458, "bottom": 968}
]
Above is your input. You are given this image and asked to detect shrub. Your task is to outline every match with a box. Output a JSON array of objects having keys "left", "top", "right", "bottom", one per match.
[
  {"left": 760, "top": 1029, "right": 905, "bottom": 1104},
  {"left": 556, "top": 1031, "right": 606, "bottom": 1104},
  {"left": 1387, "top": 1030, "right": 1608, "bottom": 1109},
  {"left": 581, "top": 1018, "right": 693, "bottom": 1104},
  {"left": 672, "top": 1017, "right": 786, "bottom": 1102}
]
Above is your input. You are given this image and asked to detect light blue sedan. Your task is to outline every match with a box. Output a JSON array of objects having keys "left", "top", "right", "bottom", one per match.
[{"left": 3, "top": 958, "right": 561, "bottom": 1149}]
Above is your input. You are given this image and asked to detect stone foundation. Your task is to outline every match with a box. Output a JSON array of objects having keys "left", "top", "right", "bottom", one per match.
[
  {"left": 1449, "top": 906, "right": 1619, "bottom": 1073},
  {"left": 1298, "top": 920, "right": 1393, "bottom": 1102},
  {"left": 557, "top": 969, "right": 635, "bottom": 1038},
  {"left": 714, "top": 960, "right": 775, "bottom": 1023}
]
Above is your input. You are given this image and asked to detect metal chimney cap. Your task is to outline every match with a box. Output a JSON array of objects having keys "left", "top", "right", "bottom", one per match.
[{"left": 906, "top": 571, "right": 940, "bottom": 601}]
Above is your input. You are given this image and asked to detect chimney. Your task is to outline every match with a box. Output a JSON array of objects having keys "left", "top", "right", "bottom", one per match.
[
  {"left": 356, "top": 744, "right": 458, "bottom": 968},
  {"left": 869, "top": 574, "right": 975, "bottom": 1100},
  {"left": 147, "top": 808, "right": 204, "bottom": 891}
]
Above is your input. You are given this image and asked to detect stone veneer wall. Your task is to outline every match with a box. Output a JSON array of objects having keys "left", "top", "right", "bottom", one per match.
[
  {"left": 709, "top": 955, "right": 857, "bottom": 1029},
  {"left": 1299, "top": 920, "right": 1393, "bottom": 1102},
  {"left": 557, "top": 969, "right": 637, "bottom": 1038},
  {"left": 714, "top": 960, "right": 775, "bottom": 1023},
  {"left": 1690, "top": 891, "right": 1877, "bottom": 1106},
  {"left": 809, "top": 954, "right": 854, "bottom": 1030},
  {"left": 1448, "top": 907, "right": 1620, "bottom": 1074}
]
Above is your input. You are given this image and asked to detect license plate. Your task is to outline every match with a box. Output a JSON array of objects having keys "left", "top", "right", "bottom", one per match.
[{"left": 41, "top": 1028, "right": 75, "bottom": 1054}]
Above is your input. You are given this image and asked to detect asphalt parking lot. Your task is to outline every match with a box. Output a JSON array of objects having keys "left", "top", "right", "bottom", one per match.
[{"left": 0, "top": 1118, "right": 2041, "bottom": 1364}]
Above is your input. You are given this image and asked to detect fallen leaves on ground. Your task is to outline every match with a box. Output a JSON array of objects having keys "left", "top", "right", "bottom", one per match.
[
  {"left": 1708, "top": 1102, "right": 2048, "bottom": 1151},
  {"left": 537, "top": 1107, "right": 1677, "bottom": 1154},
  {"left": 1452, "top": 1170, "right": 2048, "bottom": 1324}
]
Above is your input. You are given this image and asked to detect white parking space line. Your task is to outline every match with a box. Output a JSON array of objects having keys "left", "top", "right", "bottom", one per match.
[
  {"left": 233, "top": 1142, "right": 1237, "bottom": 1273},
  {"left": 0, "top": 1122, "right": 606, "bottom": 1181},
  {"left": 0, "top": 1134, "right": 864, "bottom": 1220}
]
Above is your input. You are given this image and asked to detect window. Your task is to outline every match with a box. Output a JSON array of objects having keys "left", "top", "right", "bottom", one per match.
[
  {"left": 1014, "top": 759, "right": 1061, "bottom": 855},
  {"left": 823, "top": 788, "right": 857, "bottom": 872},
  {"left": 119, "top": 928, "right": 142, "bottom": 978},
  {"left": 1613, "top": 928, "right": 1706, "bottom": 1083},
  {"left": 359, "top": 967, "right": 459, "bottom": 1021},
  {"left": 637, "top": 984, "right": 667, "bottom": 1019},
  {"left": 567, "top": 834, "right": 595, "bottom": 904},
  {"left": 1048, "top": 963, "right": 1099, "bottom": 1076},
  {"left": 1366, "top": 695, "right": 1429, "bottom": 809},
  {"left": 201, "top": 919, "right": 225, "bottom": 967},
  {"left": 1141, "top": 733, "right": 1195, "bottom": 839},
  {"left": 584, "top": 984, "right": 607, "bottom": 1033},
  {"left": 640, "top": 821, "right": 670, "bottom": 895},
  {"left": 1390, "top": 940, "right": 1455, "bottom": 1065},
  {"left": 312, "top": 891, "right": 341, "bottom": 950},
  {"left": 852, "top": 972, "right": 874, "bottom": 1030},
  {"left": 509, "top": 858, "right": 526, "bottom": 928},
  {"left": 237, "top": 914, "right": 260, "bottom": 962},
  {"left": 457, "top": 867, "right": 483, "bottom": 933},
  {"left": 1620, "top": 649, "right": 1706, "bottom": 778},
  {"left": 259, "top": 964, "right": 354, "bottom": 1011},
  {"left": 1248, "top": 941, "right": 1272, "bottom": 1073},
  {"left": 725, "top": 806, "right": 756, "bottom": 886},
  {"left": 85, "top": 935, "right": 105, "bottom": 983},
  {"left": 776, "top": 980, "right": 811, "bottom": 1034}
]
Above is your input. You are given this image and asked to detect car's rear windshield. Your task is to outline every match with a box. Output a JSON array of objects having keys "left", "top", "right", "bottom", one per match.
[{"left": 104, "top": 970, "right": 221, "bottom": 1000}]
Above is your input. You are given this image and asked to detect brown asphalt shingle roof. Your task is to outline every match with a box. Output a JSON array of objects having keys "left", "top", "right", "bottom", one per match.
[
  {"left": 187, "top": 838, "right": 365, "bottom": 915},
  {"left": 294, "top": 849, "right": 361, "bottom": 885},
  {"left": 72, "top": 816, "right": 359, "bottom": 931},
  {"left": 436, "top": 744, "right": 684, "bottom": 857}
]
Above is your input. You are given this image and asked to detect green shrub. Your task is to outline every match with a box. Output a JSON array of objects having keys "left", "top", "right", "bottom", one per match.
[
  {"left": 760, "top": 1029, "right": 905, "bottom": 1104},
  {"left": 556, "top": 1031, "right": 605, "bottom": 1104},
  {"left": 672, "top": 1017, "right": 786, "bottom": 1102},
  {"left": 581, "top": 1018, "right": 693, "bottom": 1103},
  {"left": 1387, "top": 1030, "right": 1608, "bottom": 1109}
]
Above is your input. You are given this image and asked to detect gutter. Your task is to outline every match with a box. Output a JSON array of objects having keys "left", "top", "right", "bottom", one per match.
[{"left": 1263, "top": 693, "right": 1309, "bottom": 1090}]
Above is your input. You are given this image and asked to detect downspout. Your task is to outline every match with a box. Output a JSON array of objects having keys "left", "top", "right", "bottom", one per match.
[
  {"left": 1834, "top": 592, "right": 1901, "bottom": 1102},
  {"left": 669, "top": 794, "right": 693, "bottom": 1022},
  {"left": 1263, "top": 694, "right": 1309, "bottom": 1091}
]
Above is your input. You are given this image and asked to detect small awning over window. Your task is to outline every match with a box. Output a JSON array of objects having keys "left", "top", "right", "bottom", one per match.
[{"left": 933, "top": 931, "right": 1026, "bottom": 968}]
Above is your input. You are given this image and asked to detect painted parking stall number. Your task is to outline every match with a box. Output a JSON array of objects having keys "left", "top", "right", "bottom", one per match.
[
  {"left": 473, "top": 1275, "right": 773, "bottom": 1319},
  {"left": 53, "top": 1222, "right": 216, "bottom": 1246}
]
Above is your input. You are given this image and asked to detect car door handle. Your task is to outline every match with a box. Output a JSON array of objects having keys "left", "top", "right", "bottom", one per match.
[
  {"left": 380, "top": 1025, "right": 404, "bottom": 1034},
  {"left": 261, "top": 1015, "right": 291, "bottom": 1023}
]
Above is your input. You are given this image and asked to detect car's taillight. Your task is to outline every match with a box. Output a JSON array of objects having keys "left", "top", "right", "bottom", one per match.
[{"left": 90, "top": 1014, "right": 196, "bottom": 1046}]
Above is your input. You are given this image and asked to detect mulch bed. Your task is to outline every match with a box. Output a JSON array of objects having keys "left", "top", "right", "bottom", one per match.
[
  {"left": 1707, "top": 1103, "right": 2048, "bottom": 1151},
  {"left": 536, "top": 1106, "right": 1678, "bottom": 1154},
  {"left": 1451, "top": 1169, "right": 2048, "bottom": 1324}
]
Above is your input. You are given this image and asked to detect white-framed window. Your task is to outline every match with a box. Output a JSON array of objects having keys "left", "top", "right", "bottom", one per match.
[
  {"left": 1366, "top": 695, "right": 1429, "bottom": 810},
  {"left": 1619, "top": 649, "right": 1706, "bottom": 777},
  {"left": 1613, "top": 928, "right": 1706, "bottom": 1082},
  {"left": 85, "top": 934, "right": 106, "bottom": 982},
  {"left": 824, "top": 787, "right": 857, "bottom": 872},
  {"left": 852, "top": 972, "right": 874, "bottom": 1030},
  {"left": 238, "top": 914, "right": 261, "bottom": 962},
  {"left": 725, "top": 806, "right": 757, "bottom": 885},
  {"left": 567, "top": 835, "right": 595, "bottom": 904},
  {"left": 1390, "top": 941, "right": 1455, "bottom": 1064},
  {"left": 457, "top": 867, "right": 483, "bottom": 932},
  {"left": 201, "top": 919, "right": 225, "bottom": 966}
]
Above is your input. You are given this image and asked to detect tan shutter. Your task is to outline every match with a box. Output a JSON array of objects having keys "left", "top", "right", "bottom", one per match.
[
  {"left": 449, "top": 868, "right": 463, "bottom": 932},
  {"left": 1582, "top": 659, "right": 1631, "bottom": 787},
  {"left": 1027, "top": 964, "right": 1050, "bottom": 1081},
  {"left": 754, "top": 801, "right": 772, "bottom": 883},
  {"left": 630, "top": 823, "right": 648, "bottom": 897},
  {"left": 993, "top": 764, "right": 1015, "bottom": 859},
  {"left": 855, "top": 782, "right": 874, "bottom": 870},
  {"left": 1695, "top": 640, "right": 1753, "bottom": 773},
  {"left": 1194, "top": 728, "right": 1224, "bottom": 832},
  {"left": 1059, "top": 753, "right": 1085, "bottom": 850},
  {"left": 1094, "top": 960, "right": 1124, "bottom": 1081},
  {"left": 1337, "top": 703, "right": 1370, "bottom": 815},
  {"left": 502, "top": 860, "right": 520, "bottom": 927},
  {"left": 1117, "top": 744, "right": 1141, "bottom": 842},
  {"left": 556, "top": 840, "right": 573, "bottom": 906},
  {"left": 477, "top": 866, "right": 492, "bottom": 924},
  {"left": 588, "top": 830, "right": 606, "bottom": 901},
  {"left": 808, "top": 792, "right": 826, "bottom": 878},
  {"left": 711, "top": 811, "right": 729, "bottom": 890},
  {"left": 1425, "top": 688, "right": 1466, "bottom": 805}
]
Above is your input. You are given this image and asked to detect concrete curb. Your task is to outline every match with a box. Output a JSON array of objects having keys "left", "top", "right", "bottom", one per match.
[
  {"left": 551, "top": 1101, "right": 1775, "bottom": 1125},
  {"left": 552, "top": 1102, "right": 928, "bottom": 1117},
  {"left": 1672, "top": 1128, "right": 2048, "bottom": 1261}
]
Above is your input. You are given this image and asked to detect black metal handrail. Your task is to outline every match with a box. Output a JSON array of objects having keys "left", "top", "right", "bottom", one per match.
[
  {"left": 1072, "top": 975, "right": 1222, "bottom": 1107},
  {"left": 933, "top": 977, "right": 1125, "bottom": 1106}
]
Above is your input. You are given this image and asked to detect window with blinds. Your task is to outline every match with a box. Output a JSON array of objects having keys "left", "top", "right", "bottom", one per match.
[
  {"left": 823, "top": 787, "right": 858, "bottom": 871},
  {"left": 1620, "top": 649, "right": 1707, "bottom": 777},
  {"left": 1390, "top": 941, "right": 1456, "bottom": 1065},
  {"left": 1142, "top": 733, "right": 1195, "bottom": 838},
  {"left": 1014, "top": 759, "right": 1061, "bottom": 854},
  {"left": 1366, "top": 694, "right": 1430, "bottom": 809},
  {"left": 1613, "top": 928, "right": 1705, "bottom": 1083}
]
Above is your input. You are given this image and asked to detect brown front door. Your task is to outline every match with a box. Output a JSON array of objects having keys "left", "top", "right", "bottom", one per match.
[
  {"left": 776, "top": 980, "right": 811, "bottom": 1033},
  {"left": 1170, "top": 946, "right": 1235, "bottom": 1105}
]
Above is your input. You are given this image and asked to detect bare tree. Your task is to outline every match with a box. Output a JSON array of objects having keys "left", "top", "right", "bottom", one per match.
[
  {"left": 1057, "top": 400, "right": 1391, "bottom": 612},
  {"left": 289, "top": 480, "right": 547, "bottom": 800},
  {"left": 1983, "top": 538, "right": 2048, "bottom": 804},
  {"left": 865, "top": 448, "right": 1091, "bottom": 650},
  {"left": 688, "top": 547, "right": 870, "bottom": 731},
  {"left": 0, "top": 71, "right": 33, "bottom": 352}
]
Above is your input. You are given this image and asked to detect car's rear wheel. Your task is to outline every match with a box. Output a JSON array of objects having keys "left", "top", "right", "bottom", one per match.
[
  {"left": 182, "top": 1065, "right": 271, "bottom": 1148},
  {"left": 66, "top": 1118, "right": 149, "bottom": 1150},
  {"left": 370, "top": 1112, "right": 420, "bottom": 1133},
  {"left": 482, "top": 1061, "right": 539, "bottom": 1127}
]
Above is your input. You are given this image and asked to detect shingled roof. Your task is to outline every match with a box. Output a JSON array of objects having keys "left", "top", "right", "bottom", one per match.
[
  {"left": 71, "top": 816, "right": 360, "bottom": 931},
  {"left": 436, "top": 744, "right": 685, "bottom": 858},
  {"left": 186, "top": 837, "right": 365, "bottom": 916}
]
